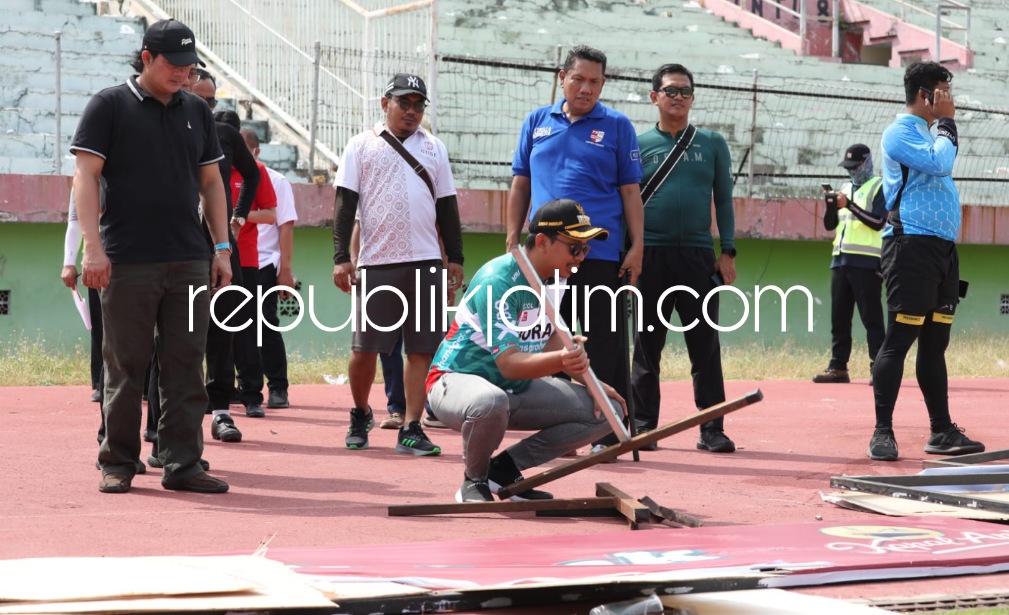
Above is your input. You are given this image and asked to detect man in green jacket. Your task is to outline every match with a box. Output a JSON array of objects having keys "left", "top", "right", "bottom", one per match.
[{"left": 631, "top": 63, "right": 737, "bottom": 453}]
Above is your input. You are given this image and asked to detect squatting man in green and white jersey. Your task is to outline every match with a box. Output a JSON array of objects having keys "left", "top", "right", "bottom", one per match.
[{"left": 426, "top": 199, "right": 627, "bottom": 503}]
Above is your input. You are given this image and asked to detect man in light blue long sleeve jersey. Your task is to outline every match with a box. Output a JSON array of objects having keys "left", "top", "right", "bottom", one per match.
[{"left": 867, "top": 61, "right": 984, "bottom": 461}]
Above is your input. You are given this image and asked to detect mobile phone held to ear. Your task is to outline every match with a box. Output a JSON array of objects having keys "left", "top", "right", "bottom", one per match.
[
  {"left": 920, "top": 87, "right": 934, "bottom": 106},
  {"left": 821, "top": 183, "right": 833, "bottom": 192}
]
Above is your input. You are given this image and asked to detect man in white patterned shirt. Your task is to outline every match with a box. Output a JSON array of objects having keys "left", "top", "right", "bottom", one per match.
[{"left": 332, "top": 73, "right": 464, "bottom": 456}]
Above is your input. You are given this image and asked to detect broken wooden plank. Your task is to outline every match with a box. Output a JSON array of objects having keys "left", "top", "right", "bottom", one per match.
[
  {"left": 388, "top": 497, "right": 619, "bottom": 517},
  {"left": 497, "top": 389, "right": 763, "bottom": 499},
  {"left": 639, "top": 495, "right": 703, "bottom": 528},
  {"left": 596, "top": 483, "right": 649, "bottom": 525}
]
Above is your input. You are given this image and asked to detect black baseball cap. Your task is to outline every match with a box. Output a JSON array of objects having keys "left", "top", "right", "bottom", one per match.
[
  {"left": 529, "top": 199, "right": 609, "bottom": 241},
  {"left": 143, "top": 19, "right": 204, "bottom": 67},
  {"left": 385, "top": 73, "right": 427, "bottom": 100},
  {"left": 839, "top": 143, "right": 871, "bottom": 168}
]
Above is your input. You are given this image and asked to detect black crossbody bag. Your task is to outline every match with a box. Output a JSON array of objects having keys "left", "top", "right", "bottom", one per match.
[
  {"left": 379, "top": 130, "right": 436, "bottom": 199},
  {"left": 640, "top": 124, "right": 696, "bottom": 206}
]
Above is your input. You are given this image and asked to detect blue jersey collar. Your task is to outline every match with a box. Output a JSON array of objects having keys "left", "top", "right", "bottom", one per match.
[{"left": 551, "top": 98, "right": 605, "bottom": 120}]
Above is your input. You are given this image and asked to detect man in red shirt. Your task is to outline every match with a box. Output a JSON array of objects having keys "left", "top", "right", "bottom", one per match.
[{"left": 221, "top": 111, "right": 277, "bottom": 418}]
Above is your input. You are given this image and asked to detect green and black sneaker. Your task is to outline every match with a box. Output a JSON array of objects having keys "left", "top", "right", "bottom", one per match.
[
  {"left": 396, "top": 420, "right": 441, "bottom": 456},
  {"left": 345, "top": 407, "right": 374, "bottom": 450}
]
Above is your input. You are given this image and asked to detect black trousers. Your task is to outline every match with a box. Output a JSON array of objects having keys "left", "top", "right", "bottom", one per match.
[
  {"left": 631, "top": 246, "right": 726, "bottom": 433},
  {"left": 205, "top": 247, "right": 243, "bottom": 410},
  {"left": 558, "top": 259, "right": 629, "bottom": 400},
  {"left": 233, "top": 266, "right": 265, "bottom": 406},
  {"left": 872, "top": 235, "right": 958, "bottom": 432},
  {"left": 827, "top": 265, "right": 885, "bottom": 371},
  {"left": 257, "top": 264, "right": 289, "bottom": 393}
]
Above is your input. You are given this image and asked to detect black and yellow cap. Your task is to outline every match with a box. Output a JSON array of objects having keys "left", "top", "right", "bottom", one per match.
[{"left": 529, "top": 198, "right": 609, "bottom": 241}]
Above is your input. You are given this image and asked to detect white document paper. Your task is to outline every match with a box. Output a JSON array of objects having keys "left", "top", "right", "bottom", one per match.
[{"left": 72, "top": 288, "right": 91, "bottom": 331}]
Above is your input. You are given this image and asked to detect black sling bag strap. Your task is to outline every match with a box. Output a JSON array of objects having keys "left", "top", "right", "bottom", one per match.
[
  {"left": 640, "top": 124, "right": 696, "bottom": 206},
  {"left": 379, "top": 130, "right": 436, "bottom": 199}
]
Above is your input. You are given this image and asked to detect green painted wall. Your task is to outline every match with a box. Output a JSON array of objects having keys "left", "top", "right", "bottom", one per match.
[{"left": 2, "top": 224, "right": 1007, "bottom": 358}]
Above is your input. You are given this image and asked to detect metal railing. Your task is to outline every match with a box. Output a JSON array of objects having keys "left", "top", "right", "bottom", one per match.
[
  {"left": 125, "top": 0, "right": 436, "bottom": 178},
  {"left": 437, "top": 54, "right": 1009, "bottom": 207},
  {"left": 871, "top": 0, "right": 971, "bottom": 53}
]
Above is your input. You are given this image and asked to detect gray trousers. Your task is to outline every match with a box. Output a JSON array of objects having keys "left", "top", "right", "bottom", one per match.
[
  {"left": 99, "top": 261, "right": 210, "bottom": 483},
  {"left": 428, "top": 373, "right": 619, "bottom": 480}
]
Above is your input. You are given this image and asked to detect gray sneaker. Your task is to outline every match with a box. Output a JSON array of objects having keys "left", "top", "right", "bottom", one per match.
[{"left": 455, "top": 476, "right": 493, "bottom": 502}]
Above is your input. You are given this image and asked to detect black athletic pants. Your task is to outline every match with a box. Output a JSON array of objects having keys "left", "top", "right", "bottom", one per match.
[
  {"left": 631, "top": 246, "right": 726, "bottom": 433},
  {"left": 257, "top": 264, "right": 289, "bottom": 394},
  {"left": 827, "top": 265, "right": 885, "bottom": 371},
  {"left": 233, "top": 266, "right": 265, "bottom": 407}
]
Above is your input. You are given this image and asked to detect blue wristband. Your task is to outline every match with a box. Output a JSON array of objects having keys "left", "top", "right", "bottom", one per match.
[{"left": 213, "top": 242, "right": 230, "bottom": 251}]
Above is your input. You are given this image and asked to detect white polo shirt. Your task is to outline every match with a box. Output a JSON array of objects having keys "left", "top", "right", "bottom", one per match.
[
  {"left": 257, "top": 165, "right": 299, "bottom": 270},
  {"left": 334, "top": 123, "right": 456, "bottom": 267}
]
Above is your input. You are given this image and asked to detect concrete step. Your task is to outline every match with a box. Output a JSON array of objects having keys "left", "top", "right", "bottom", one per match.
[
  {"left": 0, "top": 47, "right": 133, "bottom": 72},
  {"left": 1, "top": 0, "right": 98, "bottom": 17},
  {"left": 0, "top": 155, "right": 75, "bottom": 175},
  {"left": 0, "top": 27, "right": 140, "bottom": 55},
  {"left": 0, "top": 132, "right": 68, "bottom": 159},
  {"left": 0, "top": 108, "right": 81, "bottom": 136},
  {"left": 0, "top": 11, "right": 142, "bottom": 37},
  {"left": 1, "top": 88, "right": 95, "bottom": 114},
  {"left": 258, "top": 142, "right": 298, "bottom": 173},
  {"left": 5, "top": 70, "right": 123, "bottom": 92}
]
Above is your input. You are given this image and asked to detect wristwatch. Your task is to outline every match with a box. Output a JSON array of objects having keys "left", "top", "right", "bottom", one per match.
[
  {"left": 723, "top": 247, "right": 737, "bottom": 258},
  {"left": 232, "top": 216, "right": 246, "bottom": 227}
]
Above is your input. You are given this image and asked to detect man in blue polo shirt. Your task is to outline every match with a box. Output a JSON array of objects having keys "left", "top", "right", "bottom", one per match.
[
  {"left": 72, "top": 19, "right": 232, "bottom": 494},
  {"left": 506, "top": 45, "right": 643, "bottom": 437}
]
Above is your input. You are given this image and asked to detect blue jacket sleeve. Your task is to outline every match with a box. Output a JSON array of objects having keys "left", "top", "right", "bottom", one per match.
[{"left": 881, "top": 118, "right": 957, "bottom": 177}]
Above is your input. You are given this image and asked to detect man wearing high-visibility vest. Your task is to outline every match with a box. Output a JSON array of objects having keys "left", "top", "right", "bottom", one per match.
[{"left": 812, "top": 143, "right": 886, "bottom": 385}]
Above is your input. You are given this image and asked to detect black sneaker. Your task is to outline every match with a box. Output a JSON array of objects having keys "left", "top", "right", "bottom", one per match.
[
  {"left": 345, "top": 407, "right": 374, "bottom": 450},
  {"left": 697, "top": 429, "right": 736, "bottom": 453},
  {"left": 266, "top": 390, "right": 289, "bottom": 409},
  {"left": 487, "top": 455, "right": 553, "bottom": 500},
  {"left": 634, "top": 425, "right": 658, "bottom": 451},
  {"left": 867, "top": 427, "right": 898, "bottom": 461},
  {"left": 245, "top": 404, "right": 266, "bottom": 418},
  {"left": 91, "top": 389, "right": 101, "bottom": 403},
  {"left": 455, "top": 476, "right": 494, "bottom": 503},
  {"left": 211, "top": 414, "right": 243, "bottom": 443},
  {"left": 396, "top": 421, "right": 441, "bottom": 456},
  {"left": 924, "top": 424, "right": 985, "bottom": 456}
]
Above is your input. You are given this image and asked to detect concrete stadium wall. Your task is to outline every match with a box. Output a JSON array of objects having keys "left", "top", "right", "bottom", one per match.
[{"left": 3, "top": 224, "right": 1007, "bottom": 362}]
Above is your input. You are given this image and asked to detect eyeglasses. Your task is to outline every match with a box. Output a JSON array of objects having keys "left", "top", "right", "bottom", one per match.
[
  {"left": 554, "top": 236, "right": 591, "bottom": 257},
  {"left": 657, "top": 86, "right": 694, "bottom": 99},
  {"left": 203, "top": 97, "right": 218, "bottom": 110},
  {"left": 187, "top": 69, "right": 202, "bottom": 84},
  {"left": 389, "top": 95, "right": 428, "bottom": 113}
]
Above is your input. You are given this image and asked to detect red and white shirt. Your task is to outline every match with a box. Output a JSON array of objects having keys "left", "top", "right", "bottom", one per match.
[{"left": 230, "top": 161, "right": 277, "bottom": 269}]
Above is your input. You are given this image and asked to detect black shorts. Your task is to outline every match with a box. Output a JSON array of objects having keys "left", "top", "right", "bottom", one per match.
[
  {"left": 351, "top": 260, "right": 446, "bottom": 354},
  {"left": 881, "top": 234, "right": 959, "bottom": 323}
]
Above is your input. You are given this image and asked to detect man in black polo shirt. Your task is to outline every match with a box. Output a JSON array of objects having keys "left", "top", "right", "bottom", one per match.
[{"left": 72, "top": 19, "right": 232, "bottom": 494}]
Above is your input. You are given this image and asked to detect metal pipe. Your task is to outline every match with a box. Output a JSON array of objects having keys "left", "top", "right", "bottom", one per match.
[
  {"left": 832, "top": 0, "right": 839, "bottom": 59},
  {"left": 936, "top": 3, "right": 942, "bottom": 63},
  {"left": 54, "top": 31, "right": 62, "bottom": 175},
  {"left": 549, "top": 45, "right": 562, "bottom": 105},
  {"left": 748, "top": 70, "right": 758, "bottom": 199},
  {"left": 309, "top": 40, "right": 321, "bottom": 182},
  {"left": 428, "top": 0, "right": 439, "bottom": 134},
  {"left": 799, "top": 0, "right": 807, "bottom": 55}
]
